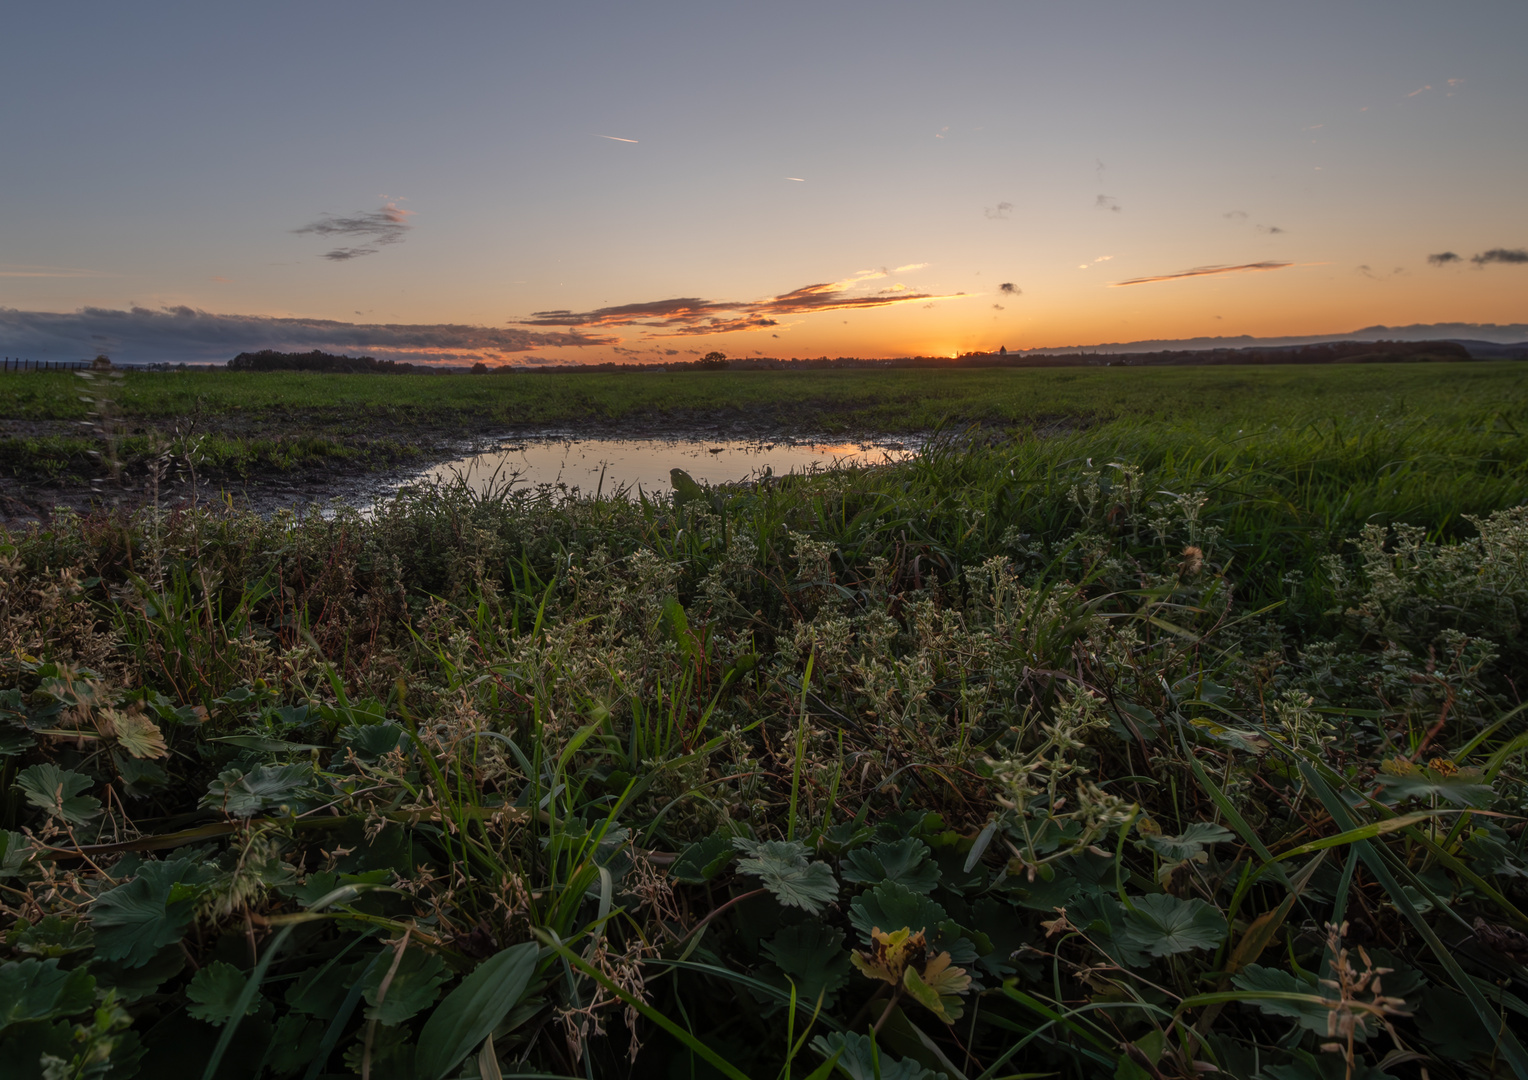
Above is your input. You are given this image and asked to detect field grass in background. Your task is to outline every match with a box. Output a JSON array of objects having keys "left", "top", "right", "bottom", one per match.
[
  {"left": 2, "top": 361, "right": 1526, "bottom": 432},
  {"left": 1, "top": 368, "right": 1527, "bottom": 1078}
]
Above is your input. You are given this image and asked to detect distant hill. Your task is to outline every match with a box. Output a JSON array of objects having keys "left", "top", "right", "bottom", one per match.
[{"left": 1015, "top": 323, "right": 1528, "bottom": 356}]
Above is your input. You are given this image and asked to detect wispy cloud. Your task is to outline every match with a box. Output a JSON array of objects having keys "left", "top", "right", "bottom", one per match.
[
  {"left": 1096, "top": 194, "right": 1122, "bottom": 213},
  {"left": 1110, "top": 261, "right": 1292, "bottom": 287},
  {"left": 985, "top": 201, "right": 1013, "bottom": 220},
  {"left": 0, "top": 305, "right": 611, "bottom": 366},
  {"left": 1258, "top": 225, "right": 1285, "bottom": 235},
  {"left": 999, "top": 282, "right": 1020, "bottom": 295},
  {"left": 1427, "top": 251, "right": 1462, "bottom": 266},
  {"left": 516, "top": 268, "right": 960, "bottom": 337},
  {"left": 596, "top": 134, "right": 638, "bottom": 143},
  {"left": 1472, "top": 248, "right": 1528, "bottom": 266},
  {"left": 293, "top": 202, "right": 414, "bottom": 261},
  {"left": 1223, "top": 210, "right": 1249, "bottom": 220}
]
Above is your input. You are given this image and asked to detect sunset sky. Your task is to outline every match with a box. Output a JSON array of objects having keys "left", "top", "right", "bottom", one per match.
[{"left": 3, "top": 1, "right": 1526, "bottom": 366}]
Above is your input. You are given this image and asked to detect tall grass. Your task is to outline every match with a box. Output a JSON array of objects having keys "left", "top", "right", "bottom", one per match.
[{"left": 0, "top": 413, "right": 1525, "bottom": 1078}]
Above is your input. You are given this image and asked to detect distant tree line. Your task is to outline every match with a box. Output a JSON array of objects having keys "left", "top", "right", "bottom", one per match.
[
  {"left": 226, "top": 350, "right": 439, "bottom": 374},
  {"left": 221, "top": 339, "right": 1485, "bottom": 376},
  {"left": 508, "top": 339, "right": 1476, "bottom": 373}
]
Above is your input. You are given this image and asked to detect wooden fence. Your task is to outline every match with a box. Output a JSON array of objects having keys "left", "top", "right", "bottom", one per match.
[{"left": 1, "top": 358, "right": 92, "bottom": 373}]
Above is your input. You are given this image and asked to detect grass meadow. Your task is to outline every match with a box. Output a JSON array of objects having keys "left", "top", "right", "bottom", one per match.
[
  {"left": 1, "top": 362, "right": 1527, "bottom": 1079},
  {"left": 2, "top": 361, "right": 1526, "bottom": 425}
]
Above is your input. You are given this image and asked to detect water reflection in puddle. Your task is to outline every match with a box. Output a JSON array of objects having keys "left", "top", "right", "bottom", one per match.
[{"left": 404, "top": 435, "right": 917, "bottom": 499}]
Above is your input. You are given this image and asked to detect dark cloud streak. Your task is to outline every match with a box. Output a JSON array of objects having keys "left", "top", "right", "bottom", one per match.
[
  {"left": 0, "top": 305, "right": 612, "bottom": 366},
  {"left": 1427, "top": 251, "right": 1461, "bottom": 266},
  {"left": 1472, "top": 248, "right": 1528, "bottom": 266},
  {"left": 519, "top": 275, "right": 958, "bottom": 336},
  {"left": 294, "top": 202, "right": 413, "bottom": 261}
]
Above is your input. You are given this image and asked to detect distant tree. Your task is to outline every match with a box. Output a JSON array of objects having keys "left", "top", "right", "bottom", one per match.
[
  {"left": 471, "top": 362, "right": 489, "bottom": 374},
  {"left": 697, "top": 351, "right": 728, "bottom": 370}
]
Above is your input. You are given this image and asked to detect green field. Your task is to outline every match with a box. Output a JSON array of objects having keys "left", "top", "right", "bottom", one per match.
[
  {"left": 4, "top": 362, "right": 1528, "bottom": 429},
  {"left": 1, "top": 365, "right": 1527, "bottom": 1079},
  {"left": 3, "top": 361, "right": 1526, "bottom": 487}
]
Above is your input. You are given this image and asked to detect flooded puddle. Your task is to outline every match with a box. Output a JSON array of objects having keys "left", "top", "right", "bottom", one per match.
[{"left": 398, "top": 434, "right": 917, "bottom": 499}]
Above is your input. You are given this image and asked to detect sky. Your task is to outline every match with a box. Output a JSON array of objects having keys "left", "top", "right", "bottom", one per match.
[{"left": 2, "top": 1, "right": 1526, "bottom": 366}]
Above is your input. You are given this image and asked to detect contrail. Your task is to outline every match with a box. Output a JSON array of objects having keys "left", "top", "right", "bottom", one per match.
[
  {"left": 1110, "top": 261, "right": 1292, "bottom": 287},
  {"left": 785, "top": 177, "right": 806, "bottom": 182},
  {"left": 596, "top": 134, "right": 639, "bottom": 143}
]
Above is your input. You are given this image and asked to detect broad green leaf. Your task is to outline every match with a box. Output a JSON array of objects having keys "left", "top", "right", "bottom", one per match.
[
  {"left": 840, "top": 838, "right": 941, "bottom": 894},
  {"left": 1069, "top": 889, "right": 1151, "bottom": 969},
  {"left": 670, "top": 833, "right": 737, "bottom": 884},
  {"left": 732, "top": 838, "right": 840, "bottom": 914},
  {"left": 1006, "top": 867, "right": 1080, "bottom": 911},
  {"left": 848, "top": 881, "right": 948, "bottom": 943},
  {"left": 759, "top": 923, "right": 851, "bottom": 1009},
  {"left": 1141, "top": 821, "right": 1234, "bottom": 862},
  {"left": 1377, "top": 759, "right": 1495, "bottom": 807},
  {"left": 0, "top": 1018, "right": 76, "bottom": 1076},
  {"left": 279, "top": 869, "right": 391, "bottom": 909},
  {"left": 1415, "top": 987, "right": 1501, "bottom": 1061},
  {"left": 201, "top": 762, "right": 318, "bottom": 818},
  {"left": 5, "top": 916, "right": 93, "bottom": 958},
  {"left": 809, "top": 1031, "right": 939, "bottom": 1080},
  {"left": 819, "top": 820, "right": 874, "bottom": 855},
  {"left": 0, "top": 726, "right": 34, "bottom": 756},
  {"left": 362, "top": 947, "right": 450, "bottom": 1025},
  {"left": 0, "top": 831, "right": 39, "bottom": 881},
  {"left": 337, "top": 722, "right": 407, "bottom": 762},
  {"left": 0, "top": 959, "right": 96, "bottom": 1031},
  {"left": 91, "top": 858, "right": 211, "bottom": 968},
  {"left": 415, "top": 942, "right": 539, "bottom": 1080},
  {"left": 91, "top": 942, "right": 186, "bottom": 1003},
  {"left": 1120, "top": 894, "right": 1225, "bottom": 957},
  {"left": 933, "top": 919, "right": 984, "bottom": 966},
  {"left": 112, "top": 752, "right": 168, "bottom": 793},
  {"left": 186, "top": 961, "right": 263, "bottom": 1025},
  {"left": 15, "top": 764, "right": 101, "bottom": 825},
  {"left": 1228, "top": 964, "right": 1330, "bottom": 1034}
]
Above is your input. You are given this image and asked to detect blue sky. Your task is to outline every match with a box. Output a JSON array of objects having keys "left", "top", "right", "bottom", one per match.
[{"left": 3, "top": 1, "right": 1526, "bottom": 364}]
